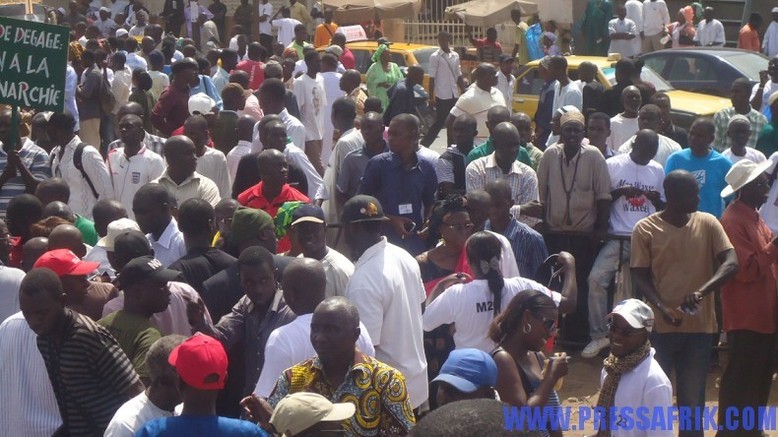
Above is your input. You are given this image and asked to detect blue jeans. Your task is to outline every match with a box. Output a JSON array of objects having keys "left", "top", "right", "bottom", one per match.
[
  {"left": 587, "top": 239, "right": 631, "bottom": 339},
  {"left": 650, "top": 332, "right": 715, "bottom": 437}
]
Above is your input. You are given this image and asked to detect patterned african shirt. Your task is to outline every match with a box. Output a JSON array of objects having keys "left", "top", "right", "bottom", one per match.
[{"left": 267, "top": 352, "right": 415, "bottom": 436}]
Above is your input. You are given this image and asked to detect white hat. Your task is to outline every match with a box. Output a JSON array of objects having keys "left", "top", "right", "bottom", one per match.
[
  {"left": 270, "top": 392, "right": 355, "bottom": 436},
  {"left": 57, "top": 7, "right": 66, "bottom": 14},
  {"left": 99, "top": 6, "right": 110, "bottom": 13},
  {"left": 96, "top": 218, "right": 141, "bottom": 251},
  {"left": 727, "top": 114, "right": 750, "bottom": 128},
  {"left": 609, "top": 299, "right": 654, "bottom": 332},
  {"left": 115, "top": 28, "right": 129, "bottom": 37},
  {"left": 772, "top": 6, "right": 778, "bottom": 13},
  {"left": 188, "top": 93, "right": 217, "bottom": 116},
  {"left": 721, "top": 159, "right": 773, "bottom": 197}
]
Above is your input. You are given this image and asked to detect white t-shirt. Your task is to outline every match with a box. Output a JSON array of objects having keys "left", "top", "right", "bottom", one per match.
[
  {"left": 450, "top": 86, "right": 506, "bottom": 142},
  {"left": 196, "top": 147, "right": 232, "bottom": 199},
  {"left": 321, "top": 71, "right": 345, "bottom": 167},
  {"left": 423, "top": 277, "right": 561, "bottom": 352},
  {"left": 258, "top": 2, "right": 273, "bottom": 35},
  {"left": 552, "top": 81, "right": 583, "bottom": 115},
  {"left": 104, "top": 392, "right": 173, "bottom": 437},
  {"left": 606, "top": 153, "right": 665, "bottom": 236},
  {"left": 107, "top": 146, "right": 165, "bottom": 219},
  {"left": 751, "top": 80, "right": 778, "bottom": 113},
  {"left": 608, "top": 114, "right": 639, "bottom": 152},
  {"left": 253, "top": 313, "right": 375, "bottom": 398},
  {"left": 617, "top": 133, "right": 681, "bottom": 167},
  {"left": 759, "top": 152, "right": 778, "bottom": 233},
  {"left": 600, "top": 348, "right": 673, "bottom": 437},
  {"left": 293, "top": 73, "right": 327, "bottom": 142},
  {"left": 320, "top": 247, "right": 354, "bottom": 298},
  {"left": 272, "top": 17, "right": 302, "bottom": 47},
  {"left": 343, "top": 237, "right": 428, "bottom": 408},
  {"left": 722, "top": 147, "right": 767, "bottom": 164}
]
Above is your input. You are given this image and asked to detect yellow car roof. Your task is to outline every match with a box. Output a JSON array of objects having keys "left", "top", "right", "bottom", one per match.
[{"left": 345, "top": 41, "right": 437, "bottom": 51}]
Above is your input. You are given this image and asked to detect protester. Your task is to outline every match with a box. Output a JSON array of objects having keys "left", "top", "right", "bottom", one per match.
[
  {"left": 721, "top": 116, "right": 767, "bottom": 164},
  {"left": 133, "top": 183, "right": 186, "bottom": 267},
  {"left": 713, "top": 78, "right": 768, "bottom": 152}
]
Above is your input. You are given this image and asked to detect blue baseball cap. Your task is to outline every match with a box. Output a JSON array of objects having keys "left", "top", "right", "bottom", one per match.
[{"left": 432, "top": 349, "right": 497, "bottom": 393}]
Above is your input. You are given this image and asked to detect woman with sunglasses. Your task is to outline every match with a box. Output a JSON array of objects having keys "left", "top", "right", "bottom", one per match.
[
  {"left": 423, "top": 231, "right": 578, "bottom": 353},
  {"left": 488, "top": 290, "right": 567, "bottom": 437}
]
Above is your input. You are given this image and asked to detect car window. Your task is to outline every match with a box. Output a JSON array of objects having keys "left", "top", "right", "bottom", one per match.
[
  {"left": 517, "top": 68, "right": 545, "bottom": 95},
  {"left": 602, "top": 66, "right": 673, "bottom": 92},
  {"left": 391, "top": 52, "right": 406, "bottom": 67},
  {"left": 726, "top": 53, "right": 769, "bottom": 81},
  {"left": 667, "top": 56, "right": 715, "bottom": 81},
  {"left": 351, "top": 49, "right": 371, "bottom": 74},
  {"left": 643, "top": 57, "right": 668, "bottom": 76}
]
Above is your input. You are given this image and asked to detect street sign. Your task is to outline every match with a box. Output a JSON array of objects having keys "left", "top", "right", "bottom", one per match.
[{"left": 0, "top": 16, "right": 69, "bottom": 112}]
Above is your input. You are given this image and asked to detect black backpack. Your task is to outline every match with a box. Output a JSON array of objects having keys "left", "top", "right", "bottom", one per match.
[{"left": 50, "top": 143, "right": 99, "bottom": 199}]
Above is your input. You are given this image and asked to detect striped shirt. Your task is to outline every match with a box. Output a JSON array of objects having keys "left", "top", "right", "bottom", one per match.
[
  {"left": 0, "top": 312, "right": 62, "bottom": 436},
  {"left": 465, "top": 152, "right": 539, "bottom": 207},
  {"left": 485, "top": 217, "right": 549, "bottom": 279},
  {"left": 37, "top": 309, "right": 140, "bottom": 436},
  {"left": 0, "top": 139, "right": 51, "bottom": 219}
]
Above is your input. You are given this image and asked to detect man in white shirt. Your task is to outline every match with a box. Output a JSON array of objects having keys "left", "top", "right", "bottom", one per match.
[
  {"left": 549, "top": 55, "right": 582, "bottom": 115},
  {"left": 129, "top": 9, "right": 148, "bottom": 37},
  {"left": 617, "top": 104, "right": 681, "bottom": 167},
  {"left": 48, "top": 112, "right": 112, "bottom": 219},
  {"left": 111, "top": 52, "right": 134, "bottom": 116},
  {"left": 95, "top": 7, "right": 117, "bottom": 37},
  {"left": 423, "top": 31, "right": 464, "bottom": 147},
  {"left": 641, "top": 0, "right": 670, "bottom": 53},
  {"left": 595, "top": 299, "right": 673, "bottom": 437},
  {"left": 255, "top": 78, "right": 307, "bottom": 152},
  {"left": 342, "top": 195, "right": 428, "bottom": 409},
  {"left": 257, "top": 0, "right": 273, "bottom": 52},
  {"left": 584, "top": 129, "right": 665, "bottom": 358},
  {"left": 254, "top": 259, "right": 371, "bottom": 398},
  {"left": 104, "top": 335, "right": 184, "bottom": 436},
  {"left": 227, "top": 115, "right": 256, "bottom": 181},
  {"left": 320, "top": 54, "right": 345, "bottom": 168},
  {"left": 183, "top": 115, "right": 232, "bottom": 199},
  {"left": 107, "top": 114, "right": 166, "bottom": 216},
  {"left": 751, "top": 57, "right": 778, "bottom": 113},
  {"left": 625, "top": 0, "right": 643, "bottom": 53},
  {"left": 293, "top": 51, "right": 327, "bottom": 175},
  {"left": 65, "top": 65, "right": 80, "bottom": 132},
  {"left": 694, "top": 7, "right": 726, "bottom": 47},
  {"left": 272, "top": 8, "right": 302, "bottom": 48},
  {"left": 212, "top": 49, "right": 238, "bottom": 96},
  {"left": 125, "top": 38, "right": 149, "bottom": 72},
  {"left": 495, "top": 55, "right": 515, "bottom": 109},
  {"left": 609, "top": 5, "right": 639, "bottom": 58},
  {"left": 721, "top": 115, "right": 767, "bottom": 164},
  {"left": 608, "top": 86, "right": 641, "bottom": 152},
  {"left": 445, "top": 63, "right": 506, "bottom": 146},
  {"left": 763, "top": 8, "right": 778, "bottom": 58},
  {"left": 133, "top": 183, "right": 186, "bottom": 267}
]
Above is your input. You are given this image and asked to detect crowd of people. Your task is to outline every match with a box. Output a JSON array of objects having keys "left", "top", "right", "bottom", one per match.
[{"left": 1, "top": 0, "right": 778, "bottom": 436}]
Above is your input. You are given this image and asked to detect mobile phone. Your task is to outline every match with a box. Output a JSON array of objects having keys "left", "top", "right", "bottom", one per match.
[{"left": 404, "top": 221, "right": 417, "bottom": 234}]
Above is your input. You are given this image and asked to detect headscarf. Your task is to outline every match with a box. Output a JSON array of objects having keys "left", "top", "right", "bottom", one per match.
[
  {"left": 371, "top": 43, "right": 389, "bottom": 63},
  {"left": 691, "top": 2, "right": 703, "bottom": 21},
  {"left": 229, "top": 207, "right": 274, "bottom": 242},
  {"left": 273, "top": 201, "right": 306, "bottom": 238},
  {"left": 595, "top": 340, "right": 652, "bottom": 437}
]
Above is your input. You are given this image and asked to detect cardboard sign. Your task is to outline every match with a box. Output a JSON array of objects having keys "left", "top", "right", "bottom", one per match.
[{"left": 0, "top": 16, "right": 69, "bottom": 111}]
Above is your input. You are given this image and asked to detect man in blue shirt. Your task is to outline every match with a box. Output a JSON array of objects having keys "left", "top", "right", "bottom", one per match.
[
  {"left": 665, "top": 118, "right": 733, "bottom": 218},
  {"left": 359, "top": 114, "right": 437, "bottom": 255},
  {"left": 136, "top": 333, "right": 268, "bottom": 436},
  {"left": 383, "top": 65, "right": 425, "bottom": 126}
]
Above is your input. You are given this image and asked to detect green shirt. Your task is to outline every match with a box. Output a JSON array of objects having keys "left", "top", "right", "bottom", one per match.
[
  {"left": 465, "top": 137, "right": 533, "bottom": 167},
  {"left": 287, "top": 40, "right": 312, "bottom": 59},
  {"left": 524, "top": 143, "right": 544, "bottom": 171},
  {"left": 757, "top": 120, "right": 778, "bottom": 158},
  {"left": 74, "top": 215, "right": 98, "bottom": 246},
  {"left": 97, "top": 310, "right": 162, "bottom": 380}
]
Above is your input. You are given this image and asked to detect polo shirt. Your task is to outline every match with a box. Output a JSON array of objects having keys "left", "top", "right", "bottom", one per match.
[
  {"left": 537, "top": 144, "right": 612, "bottom": 232},
  {"left": 37, "top": 310, "right": 140, "bottom": 436},
  {"left": 97, "top": 310, "right": 162, "bottom": 380},
  {"left": 0, "top": 313, "right": 61, "bottom": 436},
  {"left": 465, "top": 152, "right": 539, "bottom": 207},
  {"left": 0, "top": 139, "right": 50, "bottom": 218},
  {"left": 450, "top": 86, "right": 506, "bottom": 143},
  {"left": 107, "top": 131, "right": 166, "bottom": 156},
  {"left": 465, "top": 137, "right": 533, "bottom": 166},
  {"left": 343, "top": 237, "right": 428, "bottom": 408},
  {"left": 253, "top": 313, "right": 375, "bottom": 397},
  {"left": 423, "top": 277, "right": 561, "bottom": 352},
  {"left": 153, "top": 170, "right": 222, "bottom": 208},
  {"left": 196, "top": 147, "right": 232, "bottom": 199},
  {"left": 237, "top": 182, "right": 309, "bottom": 253},
  {"left": 147, "top": 218, "right": 187, "bottom": 268},
  {"left": 107, "top": 146, "right": 166, "bottom": 220},
  {"left": 319, "top": 247, "right": 354, "bottom": 298},
  {"left": 664, "top": 148, "right": 732, "bottom": 218}
]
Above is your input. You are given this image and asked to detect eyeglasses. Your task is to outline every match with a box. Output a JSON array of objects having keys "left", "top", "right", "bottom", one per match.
[
  {"left": 443, "top": 223, "right": 474, "bottom": 232},
  {"left": 607, "top": 321, "right": 644, "bottom": 337}
]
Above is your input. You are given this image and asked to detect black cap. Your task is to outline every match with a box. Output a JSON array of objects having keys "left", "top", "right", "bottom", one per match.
[
  {"left": 119, "top": 255, "right": 181, "bottom": 287},
  {"left": 113, "top": 230, "right": 152, "bottom": 257},
  {"left": 171, "top": 57, "right": 199, "bottom": 74},
  {"left": 499, "top": 54, "right": 515, "bottom": 63},
  {"left": 341, "top": 195, "right": 389, "bottom": 224},
  {"left": 291, "top": 203, "right": 326, "bottom": 227}
]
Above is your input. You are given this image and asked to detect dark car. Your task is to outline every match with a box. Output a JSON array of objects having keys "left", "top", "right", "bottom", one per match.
[{"left": 640, "top": 47, "right": 769, "bottom": 97}]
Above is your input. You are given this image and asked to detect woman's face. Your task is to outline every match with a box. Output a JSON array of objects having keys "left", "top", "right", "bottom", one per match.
[
  {"left": 521, "top": 306, "right": 559, "bottom": 352},
  {"left": 440, "top": 211, "right": 473, "bottom": 250},
  {"left": 381, "top": 49, "right": 391, "bottom": 64}
]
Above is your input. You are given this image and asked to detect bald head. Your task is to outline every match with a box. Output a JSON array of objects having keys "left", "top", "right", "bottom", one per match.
[
  {"left": 48, "top": 224, "right": 85, "bottom": 258},
  {"left": 35, "top": 177, "right": 70, "bottom": 205},
  {"left": 282, "top": 258, "right": 327, "bottom": 315},
  {"left": 22, "top": 237, "right": 48, "bottom": 273},
  {"left": 622, "top": 85, "right": 642, "bottom": 113},
  {"left": 465, "top": 189, "right": 492, "bottom": 229},
  {"left": 42, "top": 201, "right": 76, "bottom": 222},
  {"left": 314, "top": 296, "right": 360, "bottom": 329},
  {"left": 664, "top": 170, "right": 700, "bottom": 213}
]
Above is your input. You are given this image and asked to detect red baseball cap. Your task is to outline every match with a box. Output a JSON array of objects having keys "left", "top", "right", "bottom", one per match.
[
  {"left": 168, "top": 333, "right": 228, "bottom": 390},
  {"left": 33, "top": 249, "right": 100, "bottom": 277}
]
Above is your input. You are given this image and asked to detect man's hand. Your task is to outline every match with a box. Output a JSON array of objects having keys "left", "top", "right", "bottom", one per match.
[
  {"left": 387, "top": 215, "right": 415, "bottom": 238},
  {"left": 615, "top": 185, "right": 644, "bottom": 199},
  {"left": 760, "top": 70, "right": 769, "bottom": 87},
  {"left": 520, "top": 200, "right": 544, "bottom": 218},
  {"left": 658, "top": 305, "right": 684, "bottom": 326},
  {"left": 680, "top": 291, "right": 704, "bottom": 314},
  {"left": 240, "top": 394, "right": 273, "bottom": 428},
  {"left": 555, "top": 251, "right": 576, "bottom": 274},
  {"left": 184, "top": 295, "right": 206, "bottom": 327},
  {"left": 644, "top": 190, "right": 662, "bottom": 206}
]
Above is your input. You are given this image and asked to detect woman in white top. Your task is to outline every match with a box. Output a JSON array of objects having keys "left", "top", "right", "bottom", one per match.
[{"left": 423, "top": 231, "right": 578, "bottom": 353}]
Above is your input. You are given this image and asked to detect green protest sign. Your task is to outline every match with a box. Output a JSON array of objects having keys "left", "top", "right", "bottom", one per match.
[{"left": 0, "top": 16, "right": 69, "bottom": 112}]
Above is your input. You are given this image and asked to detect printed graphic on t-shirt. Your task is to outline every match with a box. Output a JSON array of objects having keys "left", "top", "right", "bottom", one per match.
[
  {"left": 692, "top": 169, "right": 706, "bottom": 187},
  {"left": 616, "top": 179, "right": 657, "bottom": 214}
]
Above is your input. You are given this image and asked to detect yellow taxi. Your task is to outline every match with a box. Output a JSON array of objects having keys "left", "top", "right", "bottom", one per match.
[
  {"left": 512, "top": 55, "right": 731, "bottom": 130},
  {"left": 341, "top": 41, "right": 438, "bottom": 93}
]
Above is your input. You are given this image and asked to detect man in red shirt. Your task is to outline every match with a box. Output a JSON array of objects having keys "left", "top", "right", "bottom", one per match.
[
  {"left": 237, "top": 149, "right": 308, "bottom": 253},
  {"left": 235, "top": 42, "right": 266, "bottom": 91},
  {"left": 152, "top": 58, "right": 198, "bottom": 136},
  {"left": 331, "top": 32, "right": 355, "bottom": 70},
  {"left": 718, "top": 159, "right": 778, "bottom": 434},
  {"left": 467, "top": 27, "right": 502, "bottom": 62},
  {"left": 738, "top": 13, "right": 763, "bottom": 52}
]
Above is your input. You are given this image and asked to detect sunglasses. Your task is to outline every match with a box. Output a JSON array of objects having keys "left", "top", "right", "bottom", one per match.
[{"left": 534, "top": 313, "right": 558, "bottom": 332}]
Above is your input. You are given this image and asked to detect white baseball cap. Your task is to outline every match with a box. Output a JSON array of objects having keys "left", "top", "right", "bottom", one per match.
[
  {"left": 270, "top": 392, "right": 355, "bottom": 436},
  {"left": 96, "top": 218, "right": 141, "bottom": 251},
  {"left": 609, "top": 299, "right": 655, "bottom": 332},
  {"left": 188, "top": 93, "right": 217, "bottom": 116}
]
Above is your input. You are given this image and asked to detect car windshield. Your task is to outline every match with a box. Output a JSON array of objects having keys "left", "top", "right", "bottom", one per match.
[
  {"left": 602, "top": 65, "right": 673, "bottom": 92},
  {"left": 412, "top": 48, "right": 438, "bottom": 74},
  {"left": 725, "top": 53, "right": 769, "bottom": 80}
]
